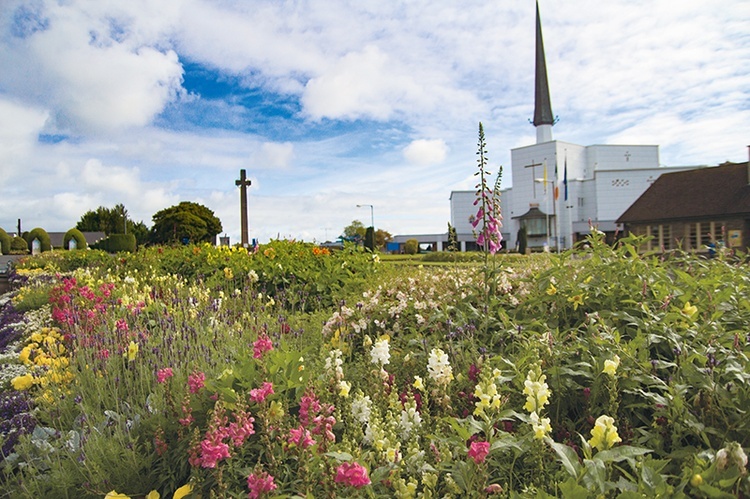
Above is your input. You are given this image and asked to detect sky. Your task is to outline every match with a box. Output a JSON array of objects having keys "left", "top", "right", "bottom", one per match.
[{"left": 1, "top": 0, "right": 749, "bottom": 244}]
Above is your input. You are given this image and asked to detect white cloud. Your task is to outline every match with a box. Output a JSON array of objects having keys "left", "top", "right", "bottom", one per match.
[
  {"left": 0, "top": 97, "right": 48, "bottom": 178},
  {"left": 254, "top": 142, "right": 295, "bottom": 169},
  {"left": 403, "top": 139, "right": 448, "bottom": 166}
]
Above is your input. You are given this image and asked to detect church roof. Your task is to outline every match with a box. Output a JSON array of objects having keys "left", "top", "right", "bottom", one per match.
[
  {"left": 532, "top": 1, "right": 555, "bottom": 127},
  {"left": 617, "top": 162, "right": 750, "bottom": 224}
]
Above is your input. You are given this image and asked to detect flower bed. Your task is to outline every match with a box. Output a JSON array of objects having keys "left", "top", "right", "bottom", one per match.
[{"left": 1, "top": 237, "right": 749, "bottom": 498}]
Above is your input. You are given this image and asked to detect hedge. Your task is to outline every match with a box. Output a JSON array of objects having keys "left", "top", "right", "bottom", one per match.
[
  {"left": 93, "top": 234, "right": 136, "bottom": 253},
  {"left": 0, "top": 228, "right": 10, "bottom": 255},
  {"left": 63, "top": 228, "right": 88, "bottom": 250},
  {"left": 25, "top": 228, "right": 51, "bottom": 252}
]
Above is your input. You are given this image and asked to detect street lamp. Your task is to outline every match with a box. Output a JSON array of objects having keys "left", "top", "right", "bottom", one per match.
[
  {"left": 356, "top": 204, "right": 375, "bottom": 231},
  {"left": 534, "top": 178, "right": 557, "bottom": 251}
]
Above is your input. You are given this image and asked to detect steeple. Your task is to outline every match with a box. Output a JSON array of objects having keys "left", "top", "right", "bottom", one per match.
[{"left": 533, "top": 0, "right": 555, "bottom": 143}]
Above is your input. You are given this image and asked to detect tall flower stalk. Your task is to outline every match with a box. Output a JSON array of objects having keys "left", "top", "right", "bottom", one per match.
[{"left": 472, "top": 123, "right": 504, "bottom": 328}]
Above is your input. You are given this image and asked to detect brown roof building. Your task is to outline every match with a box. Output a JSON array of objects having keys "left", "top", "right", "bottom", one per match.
[{"left": 617, "top": 161, "right": 750, "bottom": 252}]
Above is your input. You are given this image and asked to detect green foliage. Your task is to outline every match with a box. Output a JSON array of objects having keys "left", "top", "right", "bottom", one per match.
[
  {"left": 24, "top": 228, "right": 51, "bottom": 252},
  {"left": 94, "top": 233, "right": 136, "bottom": 253},
  {"left": 343, "top": 220, "right": 365, "bottom": 241},
  {"left": 518, "top": 226, "right": 528, "bottom": 253},
  {"left": 375, "top": 229, "right": 392, "bottom": 250},
  {"left": 10, "top": 235, "right": 28, "bottom": 254},
  {"left": 404, "top": 238, "right": 419, "bottom": 255},
  {"left": 0, "top": 227, "right": 10, "bottom": 254},
  {"left": 447, "top": 223, "right": 458, "bottom": 251},
  {"left": 62, "top": 228, "right": 87, "bottom": 250},
  {"left": 364, "top": 226, "right": 375, "bottom": 252},
  {"left": 6, "top": 233, "right": 750, "bottom": 497},
  {"left": 150, "top": 201, "right": 222, "bottom": 245},
  {"left": 75, "top": 203, "right": 149, "bottom": 244}
]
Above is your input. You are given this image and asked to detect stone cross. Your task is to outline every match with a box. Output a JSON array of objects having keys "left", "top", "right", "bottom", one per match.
[{"left": 236, "top": 169, "right": 252, "bottom": 247}]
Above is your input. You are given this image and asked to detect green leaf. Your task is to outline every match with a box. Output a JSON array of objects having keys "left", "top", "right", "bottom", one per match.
[
  {"left": 323, "top": 451, "right": 353, "bottom": 462},
  {"left": 558, "top": 478, "right": 589, "bottom": 498},
  {"left": 594, "top": 445, "right": 652, "bottom": 463},
  {"left": 549, "top": 440, "right": 581, "bottom": 478}
]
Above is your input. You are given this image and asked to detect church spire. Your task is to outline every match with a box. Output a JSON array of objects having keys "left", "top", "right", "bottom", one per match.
[{"left": 533, "top": 0, "right": 555, "bottom": 143}]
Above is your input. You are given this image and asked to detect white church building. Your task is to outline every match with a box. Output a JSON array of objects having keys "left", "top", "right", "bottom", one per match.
[{"left": 394, "top": 3, "right": 700, "bottom": 253}]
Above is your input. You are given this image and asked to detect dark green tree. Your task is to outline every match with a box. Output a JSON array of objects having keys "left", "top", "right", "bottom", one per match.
[
  {"left": 447, "top": 223, "right": 458, "bottom": 251},
  {"left": 364, "top": 227, "right": 375, "bottom": 252},
  {"left": 517, "top": 226, "right": 528, "bottom": 254},
  {"left": 76, "top": 204, "right": 150, "bottom": 246},
  {"left": 150, "top": 202, "right": 222, "bottom": 245}
]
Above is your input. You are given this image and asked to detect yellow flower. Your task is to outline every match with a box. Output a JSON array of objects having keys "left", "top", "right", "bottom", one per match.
[
  {"left": 126, "top": 341, "right": 139, "bottom": 362},
  {"left": 602, "top": 355, "right": 620, "bottom": 376},
  {"left": 523, "top": 370, "right": 551, "bottom": 414},
  {"left": 546, "top": 284, "right": 557, "bottom": 295},
  {"left": 530, "top": 411, "right": 552, "bottom": 440},
  {"left": 268, "top": 400, "right": 285, "bottom": 420},
  {"left": 682, "top": 301, "right": 698, "bottom": 318},
  {"left": 104, "top": 491, "right": 130, "bottom": 499},
  {"left": 146, "top": 491, "right": 160, "bottom": 499},
  {"left": 567, "top": 294, "right": 585, "bottom": 310},
  {"left": 173, "top": 483, "right": 193, "bottom": 499},
  {"left": 589, "top": 415, "right": 622, "bottom": 451},
  {"left": 11, "top": 373, "right": 34, "bottom": 391},
  {"left": 413, "top": 376, "right": 424, "bottom": 391},
  {"left": 338, "top": 380, "right": 351, "bottom": 398},
  {"left": 223, "top": 267, "right": 234, "bottom": 280}
]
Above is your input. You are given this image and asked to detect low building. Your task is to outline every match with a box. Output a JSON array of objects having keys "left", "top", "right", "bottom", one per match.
[{"left": 617, "top": 161, "right": 750, "bottom": 253}]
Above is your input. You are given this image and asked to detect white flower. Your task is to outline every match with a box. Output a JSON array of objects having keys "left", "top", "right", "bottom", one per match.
[
  {"left": 351, "top": 394, "right": 373, "bottom": 425},
  {"left": 370, "top": 338, "right": 391, "bottom": 365},
  {"left": 427, "top": 348, "right": 453, "bottom": 386},
  {"left": 399, "top": 402, "right": 423, "bottom": 439}
]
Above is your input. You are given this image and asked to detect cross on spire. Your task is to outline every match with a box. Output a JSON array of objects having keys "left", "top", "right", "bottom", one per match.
[{"left": 236, "top": 169, "right": 252, "bottom": 247}]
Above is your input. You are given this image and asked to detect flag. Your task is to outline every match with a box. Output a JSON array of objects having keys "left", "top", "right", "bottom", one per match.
[
  {"left": 563, "top": 155, "right": 568, "bottom": 201},
  {"left": 554, "top": 157, "right": 559, "bottom": 201},
  {"left": 543, "top": 160, "right": 548, "bottom": 194}
]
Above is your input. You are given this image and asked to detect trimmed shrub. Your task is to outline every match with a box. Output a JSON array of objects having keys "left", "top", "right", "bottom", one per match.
[
  {"left": 0, "top": 228, "right": 10, "bottom": 255},
  {"left": 404, "top": 238, "right": 419, "bottom": 255},
  {"left": 364, "top": 227, "right": 375, "bottom": 252},
  {"left": 10, "top": 236, "right": 28, "bottom": 254},
  {"left": 94, "top": 234, "right": 136, "bottom": 253},
  {"left": 25, "top": 228, "right": 52, "bottom": 252},
  {"left": 63, "top": 228, "right": 88, "bottom": 250}
]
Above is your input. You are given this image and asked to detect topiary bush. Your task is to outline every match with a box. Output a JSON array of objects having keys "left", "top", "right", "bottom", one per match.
[
  {"left": 63, "top": 228, "right": 87, "bottom": 250},
  {"left": 10, "top": 236, "right": 28, "bottom": 254},
  {"left": 0, "top": 228, "right": 10, "bottom": 255},
  {"left": 25, "top": 228, "right": 52, "bottom": 252},
  {"left": 404, "top": 238, "right": 419, "bottom": 255},
  {"left": 94, "top": 234, "right": 136, "bottom": 253}
]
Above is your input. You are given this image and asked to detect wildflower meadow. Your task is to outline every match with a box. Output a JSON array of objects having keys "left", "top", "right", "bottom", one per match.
[{"left": 1, "top": 232, "right": 749, "bottom": 498}]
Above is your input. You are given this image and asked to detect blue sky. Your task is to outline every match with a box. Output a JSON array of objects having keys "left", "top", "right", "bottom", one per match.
[{"left": 1, "top": 0, "right": 749, "bottom": 243}]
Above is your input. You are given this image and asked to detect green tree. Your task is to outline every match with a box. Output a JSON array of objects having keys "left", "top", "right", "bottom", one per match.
[
  {"left": 343, "top": 220, "right": 366, "bottom": 242},
  {"left": 364, "top": 227, "right": 375, "bottom": 252},
  {"left": 447, "top": 223, "right": 458, "bottom": 251},
  {"left": 150, "top": 202, "right": 222, "bottom": 245},
  {"left": 77, "top": 204, "right": 150, "bottom": 246},
  {"left": 404, "top": 238, "right": 419, "bottom": 255},
  {"left": 375, "top": 229, "right": 392, "bottom": 250}
]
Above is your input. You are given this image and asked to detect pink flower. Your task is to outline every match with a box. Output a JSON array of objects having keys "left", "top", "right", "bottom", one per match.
[
  {"left": 199, "top": 437, "right": 231, "bottom": 468},
  {"left": 311, "top": 414, "right": 337, "bottom": 443},
  {"left": 299, "top": 389, "right": 321, "bottom": 427},
  {"left": 249, "top": 382, "right": 274, "bottom": 404},
  {"left": 227, "top": 411, "right": 256, "bottom": 446},
  {"left": 156, "top": 367, "right": 174, "bottom": 384},
  {"left": 188, "top": 371, "right": 206, "bottom": 394},
  {"left": 287, "top": 425, "right": 315, "bottom": 449},
  {"left": 115, "top": 318, "right": 129, "bottom": 332},
  {"left": 468, "top": 440, "right": 490, "bottom": 464},
  {"left": 335, "top": 462, "right": 371, "bottom": 488},
  {"left": 247, "top": 471, "right": 277, "bottom": 499},
  {"left": 253, "top": 334, "right": 274, "bottom": 359}
]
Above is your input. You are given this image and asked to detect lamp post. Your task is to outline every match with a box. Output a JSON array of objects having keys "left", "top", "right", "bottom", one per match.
[
  {"left": 534, "top": 178, "right": 557, "bottom": 251},
  {"left": 356, "top": 204, "right": 375, "bottom": 231}
]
